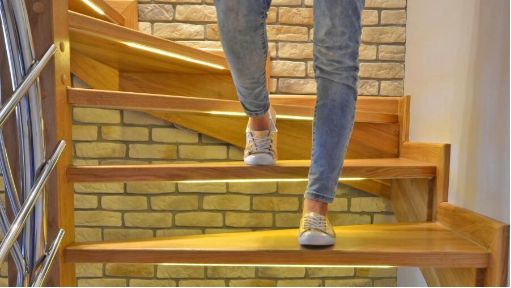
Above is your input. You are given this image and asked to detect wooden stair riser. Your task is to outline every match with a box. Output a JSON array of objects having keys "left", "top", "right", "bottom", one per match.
[{"left": 69, "top": 0, "right": 126, "bottom": 26}]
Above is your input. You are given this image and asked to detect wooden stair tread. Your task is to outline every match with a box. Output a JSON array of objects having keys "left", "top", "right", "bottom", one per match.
[
  {"left": 64, "top": 222, "right": 488, "bottom": 267},
  {"left": 69, "top": 0, "right": 126, "bottom": 26},
  {"left": 68, "top": 11, "right": 229, "bottom": 73},
  {"left": 67, "top": 88, "right": 399, "bottom": 123},
  {"left": 67, "top": 158, "right": 436, "bottom": 182}
]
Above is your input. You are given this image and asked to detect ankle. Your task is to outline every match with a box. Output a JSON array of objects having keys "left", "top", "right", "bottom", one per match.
[
  {"left": 249, "top": 113, "right": 271, "bottom": 131},
  {"left": 303, "top": 199, "right": 328, "bottom": 216}
]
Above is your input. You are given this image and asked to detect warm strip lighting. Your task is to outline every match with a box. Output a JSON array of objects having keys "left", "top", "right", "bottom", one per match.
[
  {"left": 82, "top": 0, "right": 105, "bottom": 15},
  {"left": 208, "top": 111, "right": 314, "bottom": 121},
  {"left": 123, "top": 42, "right": 226, "bottom": 70},
  {"left": 159, "top": 263, "right": 395, "bottom": 269},
  {"left": 179, "top": 178, "right": 365, "bottom": 184}
]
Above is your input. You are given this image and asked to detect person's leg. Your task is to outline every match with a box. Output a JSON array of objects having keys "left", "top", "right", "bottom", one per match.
[
  {"left": 304, "top": 0, "right": 365, "bottom": 214},
  {"left": 215, "top": 0, "right": 277, "bottom": 165}
]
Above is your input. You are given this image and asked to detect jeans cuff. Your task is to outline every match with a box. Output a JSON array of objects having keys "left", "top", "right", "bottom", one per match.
[
  {"left": 304, "top": 190, "right": 334, "bottom": 204},
  {"left": 244, "top": 104, "right": 270, "bottom": 117}
]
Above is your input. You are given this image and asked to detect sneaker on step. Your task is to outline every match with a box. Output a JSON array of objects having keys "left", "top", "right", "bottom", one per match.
[
  {"left": 244, "top": 107, "right": 277, "bottom": 166},
  {"left": 298, "top": 212, "right": 336, "bottom": 246}
]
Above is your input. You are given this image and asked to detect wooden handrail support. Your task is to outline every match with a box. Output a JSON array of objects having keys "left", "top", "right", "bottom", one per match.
[{"left": 41, "top": 0, "right": 76, "bottom": 285}]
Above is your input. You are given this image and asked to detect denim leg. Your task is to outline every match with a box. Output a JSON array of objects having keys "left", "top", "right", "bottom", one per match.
[
  {"left": 215, "top": 0, "right": 272, "bottom": 117},
  {"left": 304, "top": 0, "right": 364, "bottom": 203}
]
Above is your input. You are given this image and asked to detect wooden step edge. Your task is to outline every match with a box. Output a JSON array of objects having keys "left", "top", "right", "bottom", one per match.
[
  {"left": 68, "top": 11, "right": 229, "bottom": 72},
  {"left": 69, "top": 0, "right": 126, "bottom": 26},
  {"left": 67, "top": 158, "right": 436, "bottom": 182},
  {"left": 63, "top": 222, "right": 488, "bottom": 268},
  {"left": 67, "top": 87, "right": 399, "bottom": 123}
]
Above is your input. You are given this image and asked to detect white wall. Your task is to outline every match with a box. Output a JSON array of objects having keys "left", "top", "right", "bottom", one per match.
[{"left": 400, "top": 0, "right": 510, "bottom": 286}]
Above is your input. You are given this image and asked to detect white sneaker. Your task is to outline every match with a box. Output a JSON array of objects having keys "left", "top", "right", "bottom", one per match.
[
  {"left": 244, "top": 107, "right": 277, "bottom": 166},
  {"left": 298, "top": 212, "right": 336, "bottom": 246}
]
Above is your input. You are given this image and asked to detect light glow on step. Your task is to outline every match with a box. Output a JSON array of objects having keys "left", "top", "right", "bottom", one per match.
[
  {"left": 123, "top": 42, "right": 227, "bottom": 70},
  {"left": 159, "top": 263, "right": 395, "bottom": 269},
  {"left": 208, "top": 111, "right": 314, "bottom": 121},
  {"left": 81, "top": 0, "right": 105, "bottom": 15},
  {"left": 179, "top": 178, "right": 365, "bottom": 184}
]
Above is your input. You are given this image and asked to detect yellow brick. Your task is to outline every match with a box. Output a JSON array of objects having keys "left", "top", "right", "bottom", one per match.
[
  {"left": 229, "top": 182, "right": 276, "bottom": 194},
  {"left": 175, "top": 5, "right": 217, "bottom": 21},
  {"left": 207, "top": 266, "right": 255, "bottom": 278},
  {"left": 329, "top": 213, "right": 371, "bottom": 225},
  {"left": 229, "top": 279, "right": 276, "bottom": 287},
  {"left": 103, "top": 228, "right": 154, "bottom": 241},
  {"left": 78, "top": 278, "right": 127, "bottom": 287},
  {"left": 75, "top": 211, "right": 122, "bottom": 227},
  {"left": 362, "top": 27, "right": 406, "bottom": 43},
  {"left": 374, "top": 278, "right": 397, "bottom": 286},
  {"left": 72, "top": 125, "right": 98, "bottom": 141},
  {"left": 157, "top": 265, "right": 204, "bottom": 278},
  {"left": 278, "top": 43, "right": 313, "bottom": 59},
  {"left": 277, "top": 279, "right": 322, "bottom": 287},
  {"left": 123, "top": 110, "right": 168, "bottom": 126},
  {"left": 127, "top": 181, "right": 176, "bottom": 194},
  {"left": 252, "top": 197, "right": 299, "bottom": 211},
  {"left": 330, "top": 197, "right": 348, "bottom": 212},
  {"left": 358, "top": 80, "right": 379, "bottom": 95},
  {"left": 178, "top": 182, "right": 226, "bottom": 193},
  {"left": 154, "top": 23, "right": 204, "bottom": 40},
  {"left": 156, "top": 229, "right": 202, "bottom": 237},
  {"left": 75, "top": 142, "right": 126, "bottom": 158},
  {"left": 129, "top": 144, "right": 177, "bottom": 159},
  {"left": 325, "top": 279, "right": 372, "bottom": 287},
  {"left": 267, "top": 25, "right": 308, "bottom": 41},
  {"left": 102, "top": 196, "right": 148, "bottom": 210},
  {"left": 124, "top": 212, "right": 173, "bottom": 228},
  {"left": 356, "top": 267, "right": 397, "bottom": 277},
  {"left": 381, "top": 10, "right": 406, "bottom": 24},
  {"left": 76, "top": 263, "right": 103, "bottom": 277},
  {"left": 151, "top": 195, "right": 199, "bottom": 210},
  {"left": 275, "top": 213, "right": 301, "bottom": 228},
  {"left": 74, "top": 194, "right": 98, "bottom": 209},
  {"left": 373, "top": 213, "right": 397, "bottom": 224},
  {"left": 179, "top": 280, "right": 226, "bottom": 287},
  {"left": 271, "top": 61, "right": 306, "bottom": 77},
  {"left": 307, "top": 267, "right": 354, "bottom": 277},
  {"left": 278, "top": 7, "right": 313, "bottom": 25},
  {"left": 362, "top": 10, "right": 379, "bottom": 25},
  {"left": 179, "top": 145, "right": 227, "bottom": 160},
  {"left": 75, "top": 227, "right": 102, "bottom": 242},
  {"left": 102, "top": 126, "right": 149, "bottom": 141},
  {"left": 203, "top": 195, "right": 250, "bottom": 211},
  {"left": 277, "top": 181, "right": 307, "bottom": 195},
  {"left": 74, "top": 182, "right": 124, "bottom": 194},
  {"left": 258, "top": 267, "right": 305, "bottom": 278},
  {"left": 278, "top": 78, "right": 316, "bottom": 94},
  {"left": 225, "top": 212, "right": 272, "bottom": 227},
  {"left": 105, "top": 263, "right": 154, "bottom": 278},
  {"left": 73, "top": 107, "right": 120, "bottom": 123},
  {"left": 129, "top": 279, "right": 177, "bottom": 287},
  {"left": 359, "top": 63, "right": 405, "bottom": 79},
  {"left": 365, "top": 0, "right": 407, "bottom": 8},
  {"left": 152, "top": 127, "right": 198, "bottom": 143},
  {"left": 175, "top": 212, "right": 223, "bottom": 227}
]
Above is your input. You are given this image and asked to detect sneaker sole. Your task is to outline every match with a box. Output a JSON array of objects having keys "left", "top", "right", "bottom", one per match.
[
  {"left": 298, "top": 231, "right": 335, "bottom": 246},
  {"left": 244, "top": 154, "right": 276, "bottom": 166}
]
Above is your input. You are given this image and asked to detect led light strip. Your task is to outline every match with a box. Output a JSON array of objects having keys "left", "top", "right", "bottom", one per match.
[
  {"left": 208, "top": 111, "right": 314, "bottom": 121},
  {"left": 159, "top": 263, "right": 395, "bottom": 269},
  {"left": 81, "top": 0, "right": 105, "bottom": 15},
  {"left": 123, "top": 42, "right": 226, "bottom": 70},
  {"left": 179, "top": 178, "right": 365, "bottom": 184}
]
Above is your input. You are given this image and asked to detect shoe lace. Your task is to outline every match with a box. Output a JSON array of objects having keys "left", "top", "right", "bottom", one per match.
[
  {"left": 247, "top": 132, "right": 273, "bottom": 155},
  {"left": 302, "top": 214, "right": 327, "bottom": 231}
]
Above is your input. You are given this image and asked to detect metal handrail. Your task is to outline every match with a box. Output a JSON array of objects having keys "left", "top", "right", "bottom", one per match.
[
  {"left": 30, "top": 229, "right": 65, "bottom": 287},
  {"left": 0, "top": 44, "right": 56, "bottom": 127},
  {"left": 0, "top": 141, "right": 66, "bottom": 264}
]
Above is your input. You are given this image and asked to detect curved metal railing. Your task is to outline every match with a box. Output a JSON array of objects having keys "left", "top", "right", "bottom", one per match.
[{"left": 0, "top": 0, "right": 66, "bottom": 286}]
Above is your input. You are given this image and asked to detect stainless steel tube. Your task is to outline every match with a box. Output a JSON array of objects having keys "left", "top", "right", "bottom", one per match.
[
  {"left": 0, "top": 140, "right": 65, "bottom": 264},
  {"left": 0, "top": 203, "right": 26, "bottom": 277},
  {"left": 30, "top": 229, "right": 65, "bottom": 287},
  {"left": 0, "top": 134, "right": 21, "bottom": 214},
  {"left": 0, "top": 44, "right": 56, "bottom": 128}
]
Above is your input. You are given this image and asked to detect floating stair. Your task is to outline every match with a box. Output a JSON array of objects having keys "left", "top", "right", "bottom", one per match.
[
  {"left": 65, "top": 222, "right": 488, "bottom": 267},
  {"left": 69, "top": 0, "right": 126, "bottom": 26},
  {"left": 68, "top": 11, "right": 229, "bottom": 74},
  {"left": 60, "top": 8, "right": 510, "bottom": 287},
  {"left": 67, "top": 158, "right": 436, "bottom": 182}
]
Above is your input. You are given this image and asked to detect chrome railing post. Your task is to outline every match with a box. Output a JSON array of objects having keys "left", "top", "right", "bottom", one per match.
[{"left": 0, "top": 0, "right": 66, "bottom": 286}]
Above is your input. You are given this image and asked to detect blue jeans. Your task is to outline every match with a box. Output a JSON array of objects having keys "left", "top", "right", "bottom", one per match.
[{"left": 215, "top": 0, "right": 364, "bottom": 203}]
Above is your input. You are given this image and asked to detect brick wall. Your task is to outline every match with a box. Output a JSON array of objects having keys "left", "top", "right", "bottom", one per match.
[{"left": 137, "top": 0, "right": 406, "bottom": 96}]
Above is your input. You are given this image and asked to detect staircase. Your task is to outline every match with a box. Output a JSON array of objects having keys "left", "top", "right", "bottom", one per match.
[{"left": 35, "top": 0, "right": 509, "bottom": 286}]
